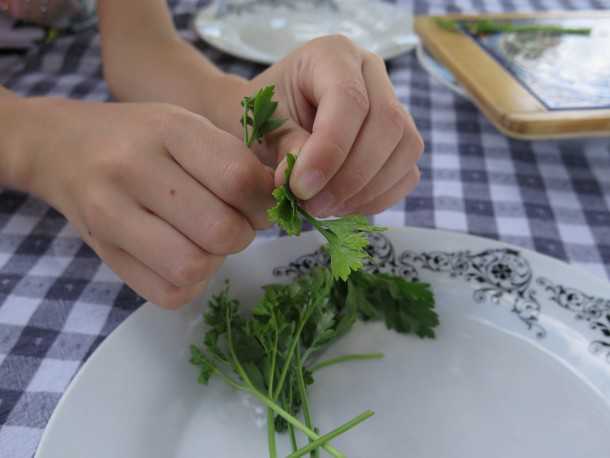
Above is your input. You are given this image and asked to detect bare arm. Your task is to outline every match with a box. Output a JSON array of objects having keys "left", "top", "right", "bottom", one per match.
[
  {"left": 98, "top": 0, "right": 246, "bottom": 133},
  {"left": 0, "top": 86, "right": 34, "bottom": 190}
]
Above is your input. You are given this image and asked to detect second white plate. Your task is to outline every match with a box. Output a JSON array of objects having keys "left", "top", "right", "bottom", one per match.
[{"left": 193, "top": 0, "right": 418, "bottom": 64}]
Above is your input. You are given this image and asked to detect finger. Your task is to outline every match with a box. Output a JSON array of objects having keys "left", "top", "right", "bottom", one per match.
[
  {"left": 304, "top": 53, "right": 408, "bottom": 217},
  {"left": 290, "top": 43, "right": 369, "bottom": 199},
  {"left": 163, "top": 111, "right": 275, "bottom": 228},
  {"left": 84, "top": 189, "right": 226, "bottom": 288},
  {"left": 338, "top": 168, "right": 421, "bottom": 216},
  {"left": 337, "top": 129, "right": 424, "bottom": 214},
  {"left": 93, "top": 240, "right": 208, "bottom": 309},
  {"left": 271, "top": 121, "right": 311, "bottom": 186},
  {"left": 126, "top": 153, "right": 261, "bottom": 253}
]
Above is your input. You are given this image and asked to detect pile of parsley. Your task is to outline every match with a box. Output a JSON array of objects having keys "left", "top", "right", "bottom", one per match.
[{"left": 190, "top": 86, "right": 439, "bottom": 458}]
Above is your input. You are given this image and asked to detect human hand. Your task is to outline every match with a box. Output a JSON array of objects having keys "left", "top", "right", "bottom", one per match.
[
  {"left": 19, "top": 98, "right": 274, "bottom": 308},
  {"left": 219, "top": 35, "right": 424, "bottom": 218}
]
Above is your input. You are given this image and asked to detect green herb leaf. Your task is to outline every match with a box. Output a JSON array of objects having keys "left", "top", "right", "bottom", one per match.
[{"left": 435, "top": 17, "right": 591, "bottom": 36}]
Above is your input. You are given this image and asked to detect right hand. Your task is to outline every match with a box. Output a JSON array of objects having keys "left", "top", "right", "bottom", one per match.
[{"left": 20, "top": 98, "right": 274, "bottom": 308}]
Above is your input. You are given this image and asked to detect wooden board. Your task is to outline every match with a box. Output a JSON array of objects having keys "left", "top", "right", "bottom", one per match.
[{"left": 414, "top": 11, "right": 610, "bottom": 140}]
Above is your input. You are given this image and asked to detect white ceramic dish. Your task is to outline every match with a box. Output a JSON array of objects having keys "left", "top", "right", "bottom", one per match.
[
  {"left": 36, "top": 228, "right": 610, "bottom": 458},
  {"left": 416, "top": 43, "right": 469, "bottom": 99},
  {"left": 193, "top": 0, "right": 418, "bottom": 64}
]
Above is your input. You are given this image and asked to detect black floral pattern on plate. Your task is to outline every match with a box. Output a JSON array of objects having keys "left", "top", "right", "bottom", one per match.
[{"left": 273, "top": 233, "right": 610, "bottom": 363}]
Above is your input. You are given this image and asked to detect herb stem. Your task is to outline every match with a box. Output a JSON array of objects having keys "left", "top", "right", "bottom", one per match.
[
  {"left": 288, "top": 423, "right": 298, "bottom": 452},
  {"left": 242, "top": 102, "right": 251, "bottom": 147},
  {"left": 310, "top": 353, "right": 384, "bottom": 373},
  {"left": 286, "top": 410, "right": 374, "bottom": 458},
  {"left": 242, "top": 386, "right": 343, "bottom": 458},
  {"left": 273, "top": 302, "right": 316, "bottom": 400},
  {"left": 287, "top": 379, "right": 299, "bottom": 452},
  {"left": 295, "top": 345, "right": 317, "bottom": 457},
  {"left": 267, "top": 408, "right": 277, "bottom": 458},
  {"left": 194, "top": 349, "right": 343, "bottom": 456}
]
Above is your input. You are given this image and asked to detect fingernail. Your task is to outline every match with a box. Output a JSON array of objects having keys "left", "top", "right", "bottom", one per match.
[
  {"left": 292, "top": 169, "right": 325, "bottom": 199},
  {"left": 306, "top": 190, "right": 336, "bottom": 217}
]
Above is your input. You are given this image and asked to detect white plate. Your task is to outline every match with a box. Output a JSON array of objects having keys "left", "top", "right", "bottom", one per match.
[
  {"left": 416, "top": 43, "right": 470, "bottom": 99},
  {"left": 193, "top": 0, "right": 418, "bottom": 64},
  {"left": 36, "top": 228, "right": 610, "bottom": 458}
]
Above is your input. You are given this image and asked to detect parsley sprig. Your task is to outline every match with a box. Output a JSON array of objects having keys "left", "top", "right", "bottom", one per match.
[
  {"left": 191, "top": 267, "right": 438, "bottom": 457},
  {"left": 435, "top": 17, "right": 591, "bottom": 35},
  {"left": 268, "top": 153, "right": 386, "bottom": 281},
  {"left": 243, "top": 85, "right": 386, "bottom": 281}
]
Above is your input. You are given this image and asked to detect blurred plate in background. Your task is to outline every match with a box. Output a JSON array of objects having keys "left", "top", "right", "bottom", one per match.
[{"left": 193, "top": 0, "right": 418, "bottom": 64}]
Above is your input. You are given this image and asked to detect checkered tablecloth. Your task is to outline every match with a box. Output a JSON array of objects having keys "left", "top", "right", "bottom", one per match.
[{"left": 1, "top": 0, "right": 609, "bottom": 456}]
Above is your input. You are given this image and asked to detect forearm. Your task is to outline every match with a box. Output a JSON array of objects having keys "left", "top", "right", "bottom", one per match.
[
  {"left": 99, "top": 0, "right": 247, "bottom": 134},
  {"left": 0, "top": 87, "right": 32, "bottom": 191}
]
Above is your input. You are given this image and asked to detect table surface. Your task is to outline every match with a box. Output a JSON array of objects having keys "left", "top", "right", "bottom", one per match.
[{"left": 1, "top": 0, "right": 609, "bottom": 457}]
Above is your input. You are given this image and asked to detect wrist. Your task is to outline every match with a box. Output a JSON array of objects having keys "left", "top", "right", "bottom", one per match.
[
  {"left": 0, "top": 96, "right": 74, "bottom": 198},
  {"left": 198, "top": 73, "right": 249, "bottom": 138}
]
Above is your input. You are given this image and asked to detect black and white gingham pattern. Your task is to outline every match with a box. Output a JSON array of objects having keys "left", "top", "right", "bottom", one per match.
[{"left": 0, "top": 1, "right": 609, "bottom": 456}]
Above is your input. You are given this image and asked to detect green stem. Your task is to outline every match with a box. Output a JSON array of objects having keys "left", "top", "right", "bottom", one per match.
[
  {"left": 287, "top": 380, "right": 299, "bottom": 452},
  {"left": 223, "top": 309, "right": 341, "bottom": 457},
  {"left": 243, "top": 101, "right": 251, "bottom": 147},
  {"left": 288, "top": 423, "right": 298, "bottom": 452},
  {"left": 295, "top": 346, "right": 317, "bottom": 457},
  {"left": 273, "top": 305, "right": 316, "bottom": 400},
  {"left": 225, "top": 306, "right": 257, "bottom": 390},
  {"left": 209, "top": 359, "right": 343, "bottom": 457},
  {"left": 267, "top": 408, "right": 277, "bottom": 458},
  {"left": 286, "top": 410, "right": 374, "bottom": 458},
  {"left": 310, "top": 353, "right": 384, "bottom": 373},
  {"left": 243, "top": 386, "right": 343, "bottom": 458},
  {"left": 221, "top": 311, "right": 342, "bottom": 458},
  {"left": 267, "top": 327, "right": 279, "bottom": 457}
]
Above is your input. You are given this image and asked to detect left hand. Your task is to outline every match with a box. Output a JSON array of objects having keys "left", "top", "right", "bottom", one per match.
[{"left": 221, "top": 35, "right": 424, "bottom": 218}]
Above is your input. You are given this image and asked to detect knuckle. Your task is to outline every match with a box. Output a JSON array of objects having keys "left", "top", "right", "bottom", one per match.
[
  {"left": 313, "top": 34, "right": 357, "bottom": 54},
  {"left": 82, "top": 189, "right": 113, "bottom": 231},
  {"left": 170, "top": 249, "right": 211, "bottom": 287},
  {"left": 412, "top": 130, "right": 425, "bottom": 161},
  {"left": 328, "top": 34, "right": 356, "bottom": 50},
  {"left": 367, "top": 51, "right": 386, "bottom": 67},
  {"left": 339, "top": 167, "right": 370, "bottom": 195},
  {"left": 382, "top": 101, "right": 408, "bottom": 136},
  {"left": 412, "top": 165, "right": 422, "bottom": 184},
  {"left": 335, "top": 79, "right": 370, "bottom": 115},
  {"left": 205, "top": 212, "right": 254, "bottom": 255},
  {"left": 157, "top": 284, "right": 192, "bottom": 310},
  {"left": 221, "top": 160, "right": 258, "bottom": 195}
]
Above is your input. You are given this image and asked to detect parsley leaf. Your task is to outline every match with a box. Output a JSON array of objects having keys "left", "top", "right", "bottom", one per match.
[
  {"left": 346, "top": 271, "right": 439, "bottom": 338},
  {"left": 241, "top": 85, "right": 286, "bottom": 147},
  {"left": 242, "top": 86, "right": 387, "bottom": 281},
  {"left": 267, "top": 153, "right": 302, "bottom": 235}
]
